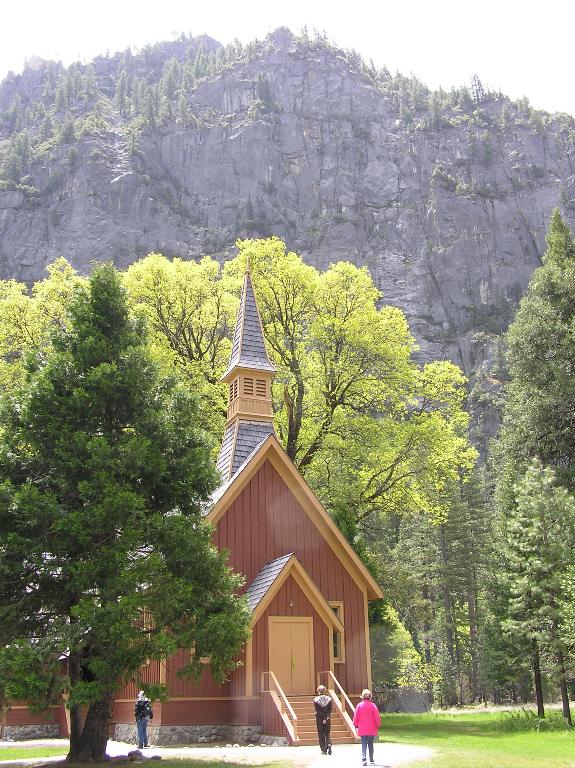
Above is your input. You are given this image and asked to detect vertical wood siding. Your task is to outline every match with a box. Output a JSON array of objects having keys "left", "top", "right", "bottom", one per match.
[
  {"left": 109, "top": 455, "right": 368, "bottom": 730},
  {"left": 215, "top": 460, "right": 368, "bottom": 694},
  {"left": 261, "top": 691, "right": 285, "bottom": 736}
]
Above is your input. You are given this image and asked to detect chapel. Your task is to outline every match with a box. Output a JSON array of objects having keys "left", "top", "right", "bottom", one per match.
[{"left": 8, "top": 268, "right": 382, "bottom": 745}]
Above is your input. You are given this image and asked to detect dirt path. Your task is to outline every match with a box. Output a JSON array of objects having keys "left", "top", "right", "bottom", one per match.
[{"left": 0, "top": 739, "right": 434, "bottom": 768}]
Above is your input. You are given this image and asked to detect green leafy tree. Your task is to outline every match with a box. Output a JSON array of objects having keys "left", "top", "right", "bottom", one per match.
[
  {"left": 0, "top": 259, "right": 85, "bottom": 392},
  {"left": 0, "top": 264, "right": 249, "bottom": 761},
  {"left": 123, "top": 253, "right": 235, "bottom": 436}
]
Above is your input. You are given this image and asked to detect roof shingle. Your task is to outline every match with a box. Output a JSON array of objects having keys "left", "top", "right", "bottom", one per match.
[
  {"left": 246, "top": 554, "right": 293, "bottom": 613},
  {"left": 223, "top": 272, "right": 276, "bottom": 378}
]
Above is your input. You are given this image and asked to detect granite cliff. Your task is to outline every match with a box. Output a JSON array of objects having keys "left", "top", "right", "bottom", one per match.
[{"left": 2, "top": 28, "right": 575, "bottom": 445}]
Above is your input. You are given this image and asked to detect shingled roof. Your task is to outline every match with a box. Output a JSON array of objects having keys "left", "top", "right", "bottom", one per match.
[
  {"left": 246, "top": 554, "right": 293, "bottom": 613},
  {"left": 215, "top": 420, "right": 275, "bottom": 485},
  {"left": 222, "top": 272, "right": 276, "bottom": 379}
]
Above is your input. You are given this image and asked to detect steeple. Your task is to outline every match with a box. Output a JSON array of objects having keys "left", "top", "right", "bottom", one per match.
[{"left": 216, "top": 268, "right": 276, "bottom": 483}]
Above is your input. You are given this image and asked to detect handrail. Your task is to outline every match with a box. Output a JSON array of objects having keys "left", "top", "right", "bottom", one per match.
[
  {"left": 318, "top": 670, "right": 358, "bottom": 740},
  {"left": 261, "top": 670, "right": 298, "bottom": 741},
  {"left": 320, "top": 670, "right": 355, "bottom": 716}
]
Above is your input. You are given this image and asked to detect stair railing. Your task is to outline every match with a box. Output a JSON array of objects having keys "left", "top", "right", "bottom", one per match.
[
  {"left": 261, "top": 670, "right": 299, "bottom": 742},
  {"left": 318, "top": 670, "right": 358, "bottom": 739}
]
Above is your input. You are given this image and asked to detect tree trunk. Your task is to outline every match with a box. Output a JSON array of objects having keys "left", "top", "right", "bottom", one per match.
[
  {"left": 0, "top": 704, "right": 7, "bottom": 740},
  {"left": 467, "top": 578, "right": 480, "bottom": 701},
  {"left": 531, "top": 640, "right": 545, "bottom": 718},
  {"left": 439, "top": 526, "right": 455, "bottom": 664},
  {"left": 422, "top": 584, "right": 434, "bottom": 704},
  {"left": 67, "top": 651, "right": 83, "bottom": 758},
  {"left": 67, "top": 691, "right": 114, "bottom": 763},
  {"left": 556, "top": 648, "right": 572, "bottom": 725}
]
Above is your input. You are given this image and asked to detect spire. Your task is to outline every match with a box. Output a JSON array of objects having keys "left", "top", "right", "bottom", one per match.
[
  {"left": 222, "top": 271, "right": 276, "bottom": 380},
  {"left": 216, "top": 270, "right": 276, "bottom": 483}
]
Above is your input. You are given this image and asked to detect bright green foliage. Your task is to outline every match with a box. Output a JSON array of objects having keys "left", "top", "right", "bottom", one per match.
[
  {"left": 119, "top": 239, "right": 476, "bottom": 530},
  {"left": 0, "top": 264, "right": 249, "bottom": 760},
  {"left": 0, "top": 258, "right": 85, "bottom": 391},
  {"left": 228, "top": 238, "right": 476, "bottom": 526},
  {"left": 123, "top": 253, "right": 236, "bottom": 437},
  {"left": 0, "top": 640, "right": 65, "bottom": 724},
  {"left": 370, "top": 606, "right": 438, "bottom": 693}
]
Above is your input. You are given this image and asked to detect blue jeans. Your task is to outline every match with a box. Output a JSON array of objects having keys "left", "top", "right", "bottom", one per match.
[
  {"left": 136, "top": 717, "right": 149, "bottom": 748},
  {"left": 361, "top": 734, "right": 374, "bottom": 762}
]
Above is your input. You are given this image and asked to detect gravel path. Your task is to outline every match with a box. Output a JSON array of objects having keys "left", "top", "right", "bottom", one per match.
[{"left": 0, "top": 739, "right": 434, "bottom": 768}]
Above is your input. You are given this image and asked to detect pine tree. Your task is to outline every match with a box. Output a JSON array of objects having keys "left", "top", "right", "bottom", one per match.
[
  {"left": 0, "top": 264, "right": 249, "bottom": 761},
  {"left": 115, "top": 70, "right": 128, "bottom": 117},
  {"left": 495, "top": 210, "right": 575, "bottom": 719},
  {"left": 501, "top": 461, "right": 575, "bottom": 722}
]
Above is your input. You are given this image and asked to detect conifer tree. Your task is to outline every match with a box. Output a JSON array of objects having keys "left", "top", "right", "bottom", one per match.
[
  {"left": 0, "top": 264, "right": 249, "bottom": 762},
  {"left": 495, "top": 209, "right": 575, "bottom": 719},
  {"left": 501, "top": 461, "right": 575, "bottom": 723}
]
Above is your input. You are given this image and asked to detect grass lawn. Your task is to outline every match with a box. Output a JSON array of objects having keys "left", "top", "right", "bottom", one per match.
[
  {"left": 0, "top": 757, "right": 290, "bottom": 768},
  {"left": 381, "top": 711, "right": 575, "bottom": 768},
  {"left": 0, "top": 747, "right": 69, "bottom": 760}
]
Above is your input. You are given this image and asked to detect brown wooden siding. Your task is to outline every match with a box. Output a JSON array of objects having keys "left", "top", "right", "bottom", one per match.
[
  {"left": 261, "top": 691, "right": 286, "bottom": 737},
  {"left": 112, "top": 698, "right": 259, "bottom": 727},
  {"left": 116, "top": 660, "right": 162, "bottom": 701},
  {"left": 215, "top": 459, "right": 368, "bottom": 694},
  {"left": 6, "top": 706, "right": 58, "bottom": 726},
  {"left": 114, "top": 645, "right": 246, "bottom": 705},
  {"left": 161, "top": 698, "right": 259, "bottom": 725}
]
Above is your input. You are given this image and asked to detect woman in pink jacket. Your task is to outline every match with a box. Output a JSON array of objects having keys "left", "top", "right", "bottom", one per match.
[{"left": 353, "top": 689, "right": 381, "bottom": 765}]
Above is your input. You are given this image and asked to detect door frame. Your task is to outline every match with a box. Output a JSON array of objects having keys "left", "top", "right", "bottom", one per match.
[{"left": 268, "top": 616, "right": 315, "bottom": 694}]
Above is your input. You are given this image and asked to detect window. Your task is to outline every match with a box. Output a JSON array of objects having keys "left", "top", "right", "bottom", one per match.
[
  {"left": 256, "top": 379, "right": 267, "bottom": 398},
  {"left": 329, "top": 601, "right": 345, "bottom": 663},
  {"left": 243, "top": 377, "right": 254, "bottom": 395}
]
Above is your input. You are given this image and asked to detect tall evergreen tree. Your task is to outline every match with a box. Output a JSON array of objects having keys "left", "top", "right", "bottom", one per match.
[
  {"left": 0, "top": 264, "right": 249, "bottom": 762},
  {"left": 501, "top": 461, "right": 575, "bottom": 722},
  {"left": 494, "top": 209, "right": 575, "bottom": 719}
]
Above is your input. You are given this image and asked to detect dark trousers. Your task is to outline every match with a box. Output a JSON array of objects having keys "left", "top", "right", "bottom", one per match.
[{"left": 316, "top": 716, "right": 331, "bottom": 753}]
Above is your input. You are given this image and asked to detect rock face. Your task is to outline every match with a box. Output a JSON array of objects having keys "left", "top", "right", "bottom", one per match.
[{"left": 1, "top": 28, "right": 575, "bottom": 393}]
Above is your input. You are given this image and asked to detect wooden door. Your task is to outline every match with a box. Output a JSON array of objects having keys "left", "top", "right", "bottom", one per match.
[{"left": 268, "top": 617, "right": 314, "bottom": 694}]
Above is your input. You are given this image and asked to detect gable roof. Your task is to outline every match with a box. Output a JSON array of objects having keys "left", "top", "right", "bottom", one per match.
[
  {"left": 222, "top": 272, "right": 276, "bottom": 380},
  {"left": 216, "top": 419, "right": 275, "bottom": 485},
  {"left": 208, "top": 435, "right": 383, "bottom": 601},
  {"left": 246, "top": 553, "right": 345, "bottom": 634},
  {"left": 246, "top": 553, "right": 293, "bottom": 614}
]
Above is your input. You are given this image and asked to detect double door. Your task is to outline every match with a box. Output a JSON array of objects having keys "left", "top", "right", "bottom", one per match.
[{"left": 268, "top": 617, "right": 315, "bottom": 694}]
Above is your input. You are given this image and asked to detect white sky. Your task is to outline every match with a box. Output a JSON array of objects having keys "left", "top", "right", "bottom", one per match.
[{"left": 3, "top": 0, "right": 575, "bottom": 116}]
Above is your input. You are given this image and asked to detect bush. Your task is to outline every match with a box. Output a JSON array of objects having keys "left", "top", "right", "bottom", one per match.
[{"left": 500, "top": 709, "right": 572, "bottom": 732}]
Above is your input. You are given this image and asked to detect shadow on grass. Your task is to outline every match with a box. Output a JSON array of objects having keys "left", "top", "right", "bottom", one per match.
[{"left": 0, "top": 760, "right": 290, "bottom": 768}]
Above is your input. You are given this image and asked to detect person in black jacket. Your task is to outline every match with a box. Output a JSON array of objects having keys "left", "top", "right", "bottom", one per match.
[
  {"left": 134, "top": 690, "right": 153, "bottom": 748},
  {"left": 313, "top": 685, "right": 333, "bottom": 755}
]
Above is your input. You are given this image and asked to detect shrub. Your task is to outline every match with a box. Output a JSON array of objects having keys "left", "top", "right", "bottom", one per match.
[{"left": 500, "top": 709, "right": 572, "bottom": 732}]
